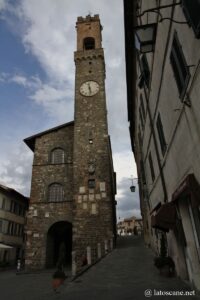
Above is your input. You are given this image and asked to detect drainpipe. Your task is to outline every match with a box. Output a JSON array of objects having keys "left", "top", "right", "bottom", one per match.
[
  {"left": 142, "top": 80, "right": 168, "bottom": 203},
  {"left": 137, "top": 1, "right": 176, "bottom": 204}
]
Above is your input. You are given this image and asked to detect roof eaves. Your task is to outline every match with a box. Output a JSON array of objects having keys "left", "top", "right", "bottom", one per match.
[{"left": 24, "top": 121, "right": 74, "bottom": 151}]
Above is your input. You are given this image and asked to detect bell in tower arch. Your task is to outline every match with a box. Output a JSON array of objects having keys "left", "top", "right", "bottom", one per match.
[{"left": 83, "top": 37, "right": 95, "bottom": 50}]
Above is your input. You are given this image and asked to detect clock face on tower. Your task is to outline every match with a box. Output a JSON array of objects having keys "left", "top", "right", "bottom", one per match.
[{"left": 80, "top": 81, "right": 100, "bottom": 97}]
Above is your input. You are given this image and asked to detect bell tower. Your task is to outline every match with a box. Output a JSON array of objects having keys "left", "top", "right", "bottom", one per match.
[{"left": 73, "top": 14, "right": 116, "bottom": 271}]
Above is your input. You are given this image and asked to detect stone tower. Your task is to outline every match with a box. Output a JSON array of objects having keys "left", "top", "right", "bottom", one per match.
[
  {"left": 72, "top": 14, "right": 116, "bottom": 271},
  {"left": 24, "top": 15, "right": 116, "bottom": 273}
]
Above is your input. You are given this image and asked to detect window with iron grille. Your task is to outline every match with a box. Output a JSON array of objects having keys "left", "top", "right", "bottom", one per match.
[
  {"left": 170, "top": 32, "right": 190, "bottom": 99},
  {"left": 48, "top": 183, "right": 63, "bottom": 202},
  {"left": 156, "top": 113, "right": 167, "bottom": 156},
  {"left": 182, "top": 0, "right": 200, "bottom": 38},
  {"left": 148, "top": 152, "right": 155, "bottom": 182},
  {"left": 51, "top": 148, "right": 65, "bottom": 164}
]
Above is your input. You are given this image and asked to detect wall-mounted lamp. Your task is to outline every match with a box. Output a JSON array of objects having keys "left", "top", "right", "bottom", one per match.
[
  {"left": 89, "top": 138, "right": 93, "bottom": 144},
  {"left": 137, "top": 2, "right": 184, "bottom": 23},
  {"left": 135, "top": 1, "right": 188, "bottom": 53},
  {"left": 135, "top": 23, "right": 157, "bottom": 53},
  {"left": 130, "top": 185, "right": 136, "bottom": 193},
  {"left": 130, "top": 175, "right": 137, "bottom": 192},
  {"left": 88, "top": 130, "right": 93, "bottom": 144}
]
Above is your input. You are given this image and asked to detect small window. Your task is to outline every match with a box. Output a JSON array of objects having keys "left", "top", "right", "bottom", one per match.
[
  {"left": 10, "top": 201, "right": 15, "bottom": 213},
  {"left": 0, "top": 197, "right": 4, "bottom": 209},
  {"left": 83, "top": 37, "right": 95, "bottom": 50},
  {"left": 88, "top": 179, "right": 95, "bottom": 189},
  {"left": 182, "top": 0, "right": 200, "bottom": 38},
  {"left": 170, "top": 32, "right": 190, "bottom": 99},
  {"left": 10, "top": 222, "right": 14, "bottom": 235},
  {"left": 138, "top": 54, "right": 150, "bottom": 88},
  {"left": 19, "top": 225, "right": 23, "bottom": 237},
  {"left": 13, "top": 223, "right": 17, "bottom": 236},
  {"left": 48, "top": 183, "right": 63, "bottom": 202},
  {"left": 0, "top": 219, "right": 2, "bottom": 233},
  {"left": 51, "top": 148, "right": 65, "bottom": 164},
  {"left": 156, "top": 113, "right": 167, "bottom": 156},
  {"left": 2, "top": 198, "right": 5, "bottom": 210},
  {"left": 14, "top": 202, "right": 20, "bottom": 215},
  {"left": 148, "top": 152, "right": 155, "bottom": 182},
  {"left": 7, "top": 221, "right": 12, "bottom": 235},
  {"left": 4, "top": 199, "right": 11, "bottom": 212},
  {"left": 4, "top": 220, "right": 9, "bottom": 234}
]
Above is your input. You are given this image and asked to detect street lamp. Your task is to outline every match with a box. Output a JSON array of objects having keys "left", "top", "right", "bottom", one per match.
[
  {"left": 130, "top": 175, "right": 137, "bottom": 192},
  {"left": 134, "top": 23, "right": 157, "bottom": 53},
  {"left": 134, "top": 1, "right": 187, "bottom": 54}
]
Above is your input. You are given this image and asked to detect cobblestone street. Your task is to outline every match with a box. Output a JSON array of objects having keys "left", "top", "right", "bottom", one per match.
[{"left": 0, "top": 236, "right": 200, "bottom": 300}]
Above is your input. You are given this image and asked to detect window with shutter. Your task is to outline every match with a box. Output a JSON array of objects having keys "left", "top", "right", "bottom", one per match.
[
  {"left": 170, "top": 32, "right": 190, "bottom": 99},
  {"left": 156, "top": 113, "right": 167, "bottom": 156},
  {"left": 138, "top": 54, "right": 150, "bottom": 88},
  {"left": 148, "top": 152, "right": 155, "bottom": 182}
]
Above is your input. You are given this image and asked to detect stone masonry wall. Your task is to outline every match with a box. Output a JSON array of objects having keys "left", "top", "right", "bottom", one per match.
[
  {"left": 72, "top": 16, "right": 116, "bottom": 272},
  {"left": 25, "top": 124, "right": 74, "bottom": 269}
]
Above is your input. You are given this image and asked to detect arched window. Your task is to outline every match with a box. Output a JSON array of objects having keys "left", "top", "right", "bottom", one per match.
[
  {"left": 51, "top": 148, "right": 65, "bottom": 164},
  {"left": 48, "top": 183, "right": 63, "bottom": 202},
  {"left": 83, "top": 37, "right": 95, "bottom": 50}
]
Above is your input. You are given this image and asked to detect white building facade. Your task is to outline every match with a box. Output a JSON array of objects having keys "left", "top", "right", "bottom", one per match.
[
  {"left": 124, "top": 0, "right": 200, "bottom": 291},
  {"left": 0, "top": 184, "right": 28, "bottom": 266}
]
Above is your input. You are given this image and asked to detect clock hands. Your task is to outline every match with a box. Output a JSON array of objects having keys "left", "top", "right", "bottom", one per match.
[
  {"left": 87, "top": 82, "right": 91, "bottom": 95},
  {"left": 80, "top": 81, "right": 99, "bottom": 96}
]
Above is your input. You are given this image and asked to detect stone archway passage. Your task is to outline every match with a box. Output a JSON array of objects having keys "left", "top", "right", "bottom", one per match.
[{"left": 46, "top": 221, "right": 72, "bottom": 268}]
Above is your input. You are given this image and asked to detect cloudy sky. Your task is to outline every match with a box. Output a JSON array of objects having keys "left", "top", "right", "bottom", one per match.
[{"left": 0, "top": 0, "right": 140, "bottom": 219}]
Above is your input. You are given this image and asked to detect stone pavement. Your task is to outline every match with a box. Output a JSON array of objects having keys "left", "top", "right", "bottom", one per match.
[{"left": 0, "top": 236, "right": 200, "bottom": 300}]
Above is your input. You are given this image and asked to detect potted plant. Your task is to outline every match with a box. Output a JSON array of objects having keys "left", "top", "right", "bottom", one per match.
[{"left": 154, "top": 234, "right": 175, "bottom": 277}]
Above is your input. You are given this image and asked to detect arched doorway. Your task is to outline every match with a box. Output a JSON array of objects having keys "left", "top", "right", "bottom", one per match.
[{"left": 46, "top": 221, "right": 72, "bottom": 269}]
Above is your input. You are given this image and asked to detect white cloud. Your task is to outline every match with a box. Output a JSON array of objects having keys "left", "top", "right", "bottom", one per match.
[
  {"left": 0, "top": 144, "right": 33, "bottom": 196},
  {"left": 30, "top": 84, "right": 67, "bottom": 103},
  {"left": 0, "top": 72, "right": 9, "bottom": 82},
  {"left": 114, "top": 151, "right": 140, "bottom": 219},
  {"left": 18, "top": 0, "right": 75, "bottom": 83},
  {"left": 0, "top": 0, "right": 6, "bottom": 11},
  {"left": 29, "top": 83, "right": 74, "bottom": 122},
  {"left": 10, "top": 74, "right": 28, "bottom": 86},
  {"left": 113, "top": 151, "right": 137, "bottom": 182},
  {"left": 1, "top": 71, "right": 74, "bottom": 123}
]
